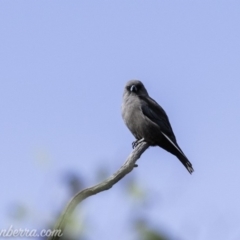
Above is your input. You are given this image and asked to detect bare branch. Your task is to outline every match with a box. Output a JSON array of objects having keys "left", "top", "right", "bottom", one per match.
[{"left": 48, "top": 141, "right": 149, "bottom": 240}]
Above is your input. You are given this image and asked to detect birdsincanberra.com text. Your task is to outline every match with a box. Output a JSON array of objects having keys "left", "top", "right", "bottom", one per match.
[{"left": 0, "top": 225, "right": 62, "bottom": 238}]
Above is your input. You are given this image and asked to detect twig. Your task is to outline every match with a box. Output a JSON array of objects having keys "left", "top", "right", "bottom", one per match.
[{"left": 48, "top": 141, "right": 149, "bottom": 240}]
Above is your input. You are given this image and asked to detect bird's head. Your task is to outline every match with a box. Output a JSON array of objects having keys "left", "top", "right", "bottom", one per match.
[{"left": 124, "top": 80, "right": 149, "bottom": 97}]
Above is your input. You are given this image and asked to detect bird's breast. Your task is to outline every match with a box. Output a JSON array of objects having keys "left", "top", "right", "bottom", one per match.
[{"left": 122, "top": 98, "right": 161, "bottom": 143}]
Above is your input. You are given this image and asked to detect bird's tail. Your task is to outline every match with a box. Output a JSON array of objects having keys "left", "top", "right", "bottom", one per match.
[
  {"left": 177, "top": 153, "right": 194, "bottom": 174},
  {"left": 160, "top": 131, "right": 194, "bottom": 174}
]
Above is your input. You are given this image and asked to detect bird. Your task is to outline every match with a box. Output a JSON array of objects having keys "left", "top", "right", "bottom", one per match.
[{"left": 121, "top": 80, "right": 194, "bottom": 174}]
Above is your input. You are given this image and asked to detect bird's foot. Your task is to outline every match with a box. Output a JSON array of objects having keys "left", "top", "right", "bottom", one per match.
[
  {"left": 132, "top": 140, "right": 138, "bottom": 149},
  {"left": 132, "top": 138, "right": 145, "bottom": 149}
]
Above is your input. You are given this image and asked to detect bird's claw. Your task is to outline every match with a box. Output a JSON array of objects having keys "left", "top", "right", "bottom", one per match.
[
  {"left": 132, "top": 140, "right": 139, "bottom": 149},
  {"left": 132, "top": 138, "right": 145, "bottom": 149}
]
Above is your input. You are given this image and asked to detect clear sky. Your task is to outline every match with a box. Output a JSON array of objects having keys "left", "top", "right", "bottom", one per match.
[{"left": 1, "top": 1, "right": 240, "bottom": 240}]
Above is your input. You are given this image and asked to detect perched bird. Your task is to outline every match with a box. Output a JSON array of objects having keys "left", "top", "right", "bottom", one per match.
[{"left": 121, "top": 80, "right": 194, "bottom": 174}]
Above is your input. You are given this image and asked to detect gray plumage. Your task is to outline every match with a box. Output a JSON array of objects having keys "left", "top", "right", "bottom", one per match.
[{"left": 121, "top": 80, "right": 194, "bottom": 174}]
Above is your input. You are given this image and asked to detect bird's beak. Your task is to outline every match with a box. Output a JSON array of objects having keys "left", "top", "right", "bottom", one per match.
[{"left": 130, "top": 85, "right": 137, "bottom": 92}]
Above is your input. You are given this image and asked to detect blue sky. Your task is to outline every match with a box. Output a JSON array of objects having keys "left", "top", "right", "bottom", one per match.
[{"left": 1, "top": 1, "right": 240, "bottom": 240}]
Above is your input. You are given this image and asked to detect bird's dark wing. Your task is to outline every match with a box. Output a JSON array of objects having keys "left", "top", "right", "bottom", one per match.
[
  {"left": 139, "top": 95, "right": 193, "bottom": 174},
  {"left": 139, "top": 95, "right": 176, "bottom": 141}
]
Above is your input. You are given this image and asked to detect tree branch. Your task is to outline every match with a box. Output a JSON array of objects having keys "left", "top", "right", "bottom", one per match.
[{"left": 48, "top": 141, "right": 149, "bottom": 240}]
